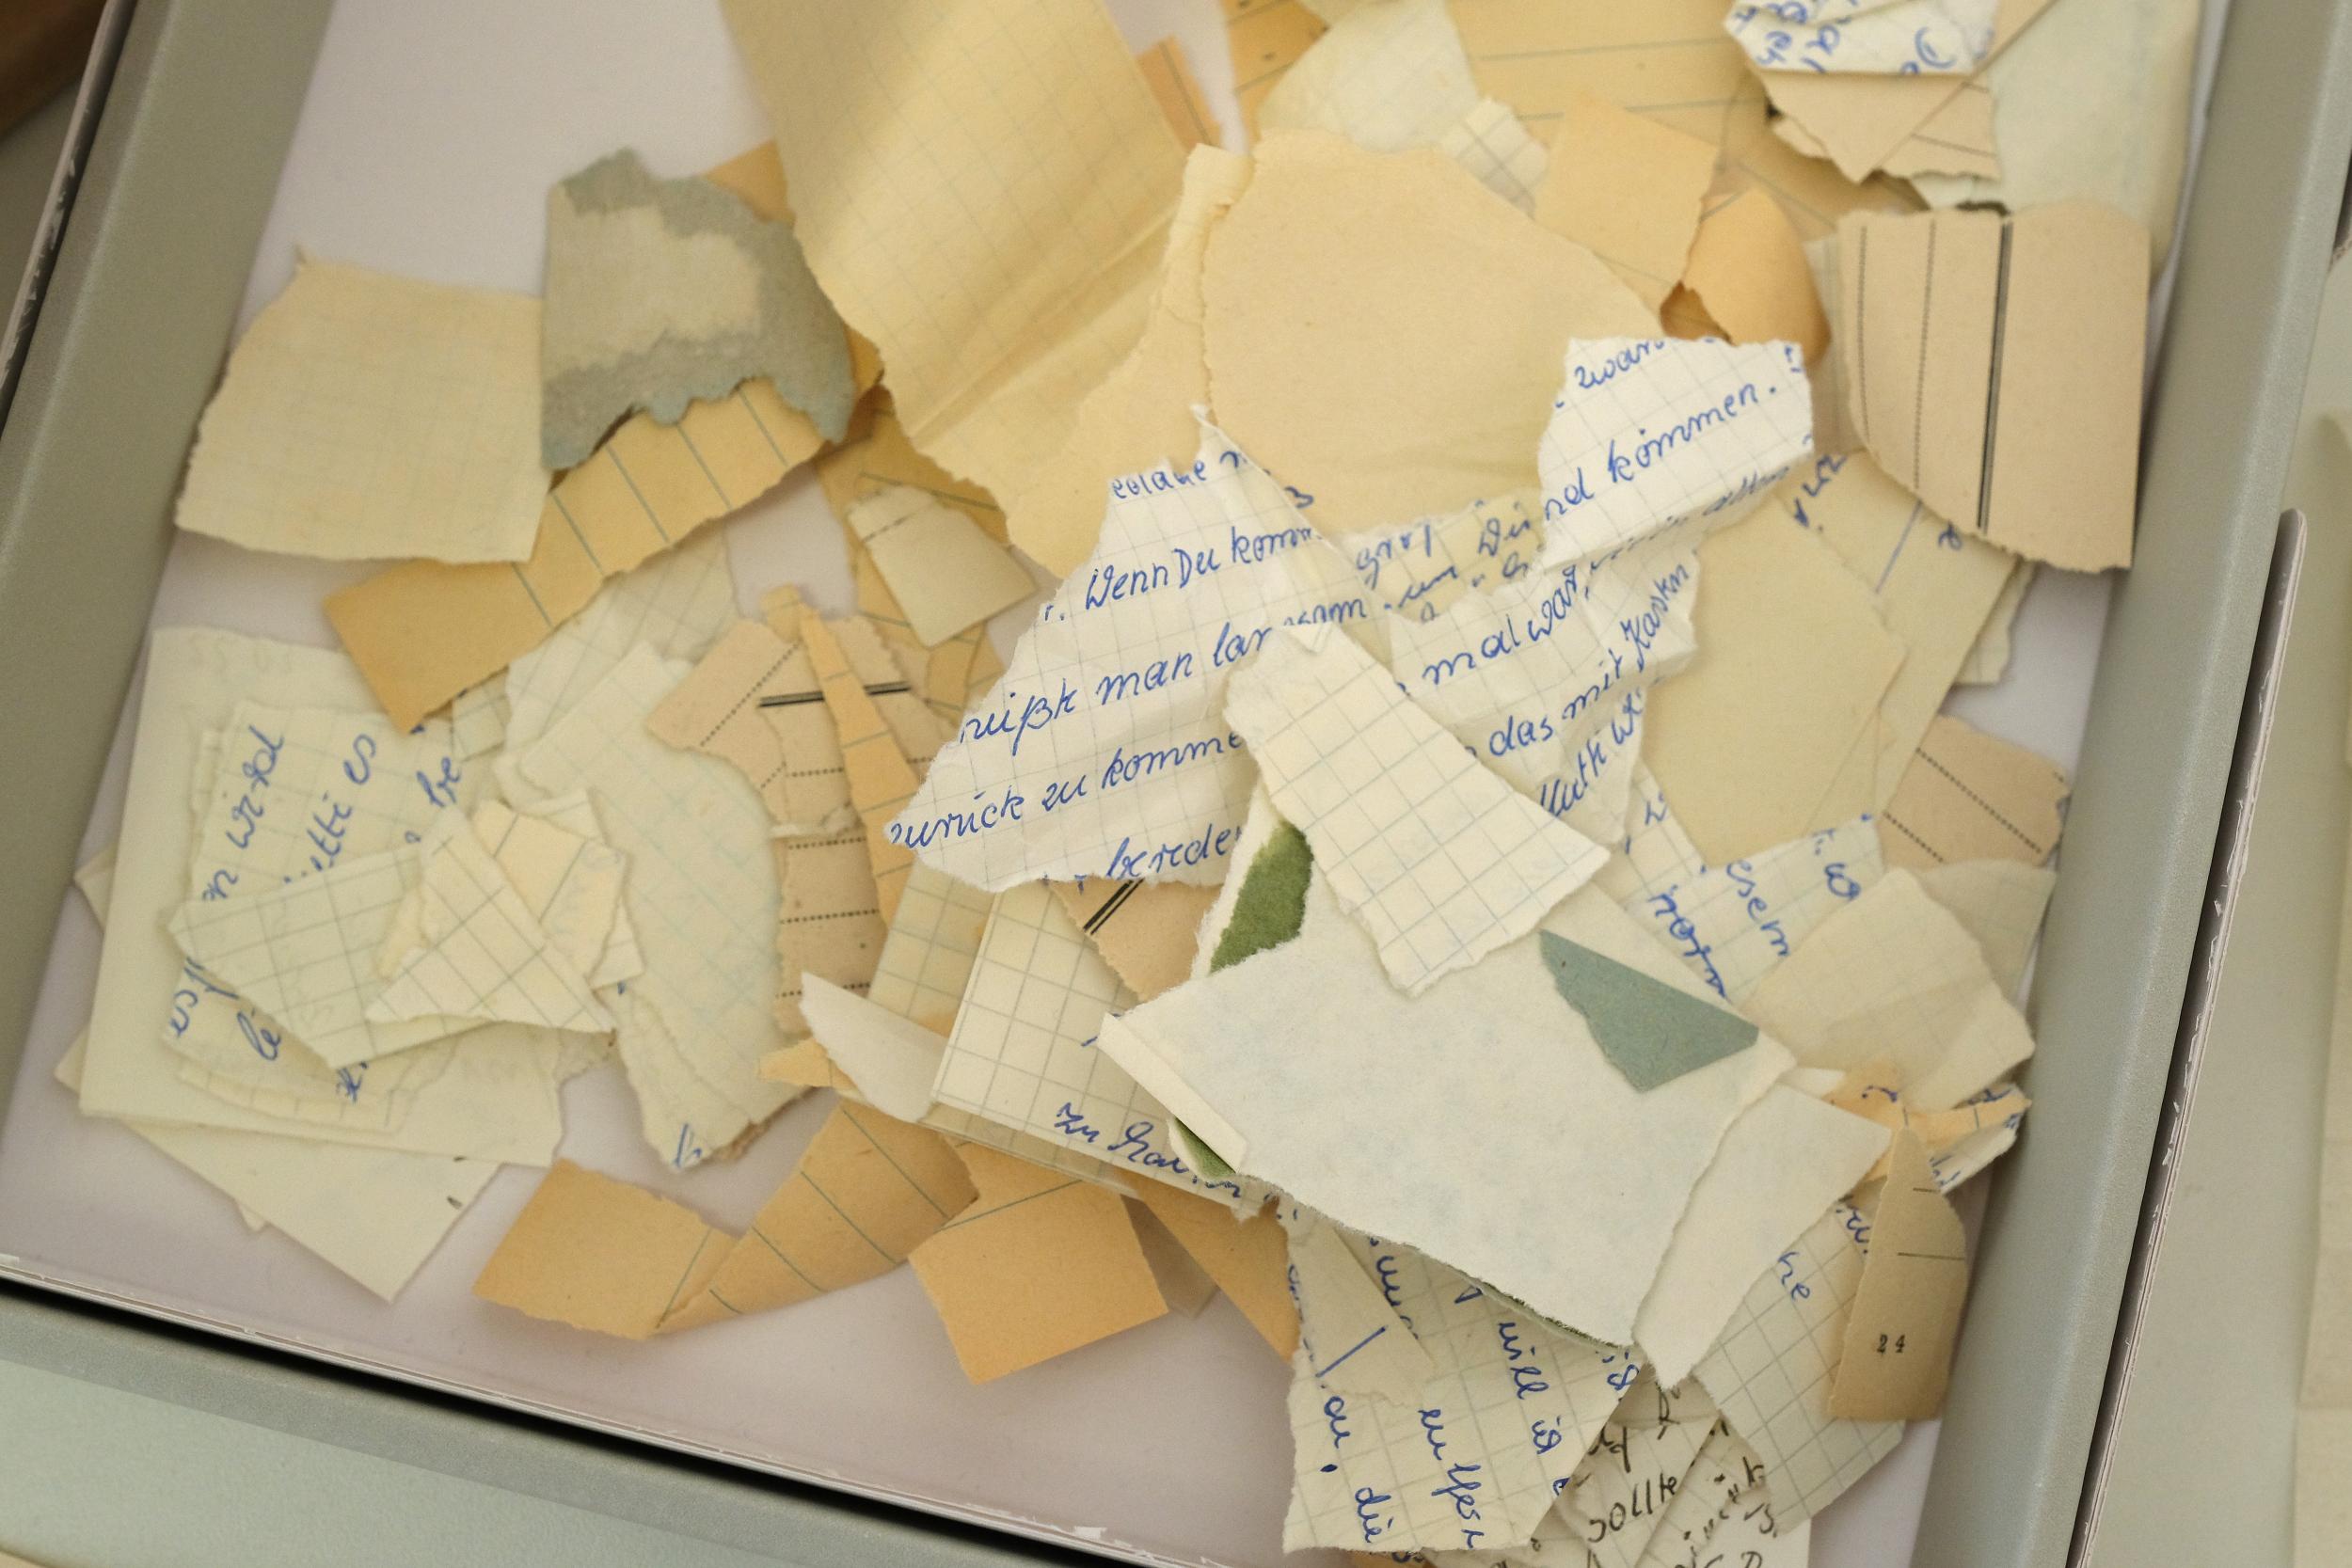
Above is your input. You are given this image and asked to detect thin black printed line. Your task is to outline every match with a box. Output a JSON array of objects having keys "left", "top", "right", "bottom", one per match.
[
  {"left": 1082, "top": 879, "right": 1142, "bottom": 935},
  {"left": 757, "top": 682, "right": 910, "bottom": 708},
  {"left": 1974, "top": 217, "right": 2015, "bottom": 537}
]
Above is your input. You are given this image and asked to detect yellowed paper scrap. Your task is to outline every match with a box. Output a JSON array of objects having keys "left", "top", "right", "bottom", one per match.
[
  {"left": 1879, "top": 714, "right": 2069, "bottom": 872},
  {"left": 1829, "top": 1132, "right": 1969, "bottom": 1419},
  {"left": 1532, "top": 87, "right": 1713, "bottom": 311},
  {"left": 1053, "top": 879, "right": 1221, "bottom": 1003}
]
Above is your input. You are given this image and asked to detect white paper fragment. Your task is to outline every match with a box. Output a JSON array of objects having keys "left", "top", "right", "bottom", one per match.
[
  {"left": 1725, "top": 0, "right": 1997, "bottom": 75},
  {"left": 799, "top": 974, "right": 949, "bottom": 1122}
]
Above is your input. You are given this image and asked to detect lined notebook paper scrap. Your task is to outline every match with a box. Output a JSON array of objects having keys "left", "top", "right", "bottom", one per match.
[
  {"left": 1226, "top": 624, "right": 1606, "bottom": 995},
  {"left": 177, "top": 256, "right": 547, "bottom": 564},
  {"left": 1878, "top": 713, "right": 2069, "bottom": 872},
  {"left": 889, "top": 423, "right": 1365, "bottom": 890}
]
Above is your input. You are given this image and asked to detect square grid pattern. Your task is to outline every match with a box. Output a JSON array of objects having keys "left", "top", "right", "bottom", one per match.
[
  {"left": 1694, "top": 1204, "right": 1901, "bottom": 1523},
  {"left": 866, "top": 863, "right": 994, "bottom": 1035},
  {"left": 1262, "top": 0, "right": 1477, "bottom": 150},
  {"left": 1561, "top": 1376, "right": 1717, "bottom": 1568},
  {"left": 373, "top": 818, "right": 608, "bottom": 1036},
  {"left": 1227, "top": 628, "right": 1606, "bottom": 996},
  {"left": 1435, "top": 98, "right": 1549, "bottom": 214}
]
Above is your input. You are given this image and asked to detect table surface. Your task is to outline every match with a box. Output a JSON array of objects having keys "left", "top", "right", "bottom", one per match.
[{"left": 0, "top": 3, "right": 2181, "bottom": 1565}]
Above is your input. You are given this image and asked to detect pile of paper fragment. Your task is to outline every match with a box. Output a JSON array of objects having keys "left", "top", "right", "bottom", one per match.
[{"left": 59, "top": 0, "right": 2200, "bottom": 1562}]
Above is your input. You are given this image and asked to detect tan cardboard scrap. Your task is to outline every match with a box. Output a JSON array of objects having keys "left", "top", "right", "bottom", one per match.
[
  {"left": 802, "top": 614, "right": 920, "bottom": 922},
  {"left": 1827, "top": 1064, "right": 2028, "bottom": 1188},
  {"left": 1052, "top": 879, "right": 1222, "bottom": 1003},
  {"left": 1226, "top": 0, "right": 1331, "bottom": 132},
  {"left": 1839, "top": 202, "right": 2148, "bottom": 571},
  {"left": 1878, "top": 714, "right": 2069, "bottom": 872},
  {"left": 908, "top": 1143, "right": 1170, "bottom": 1383},
  {"left": 1121, "top": 1180, "right": 1299, "bottom": 1357},
  {"left": 817, "top": 389, "right": 1007, "bottom": 545},
  {"left": 1828, "top": 1132, "right": 1969, "bottom": 1419},
  {"left": 1202, "top": 132, "right": 1652, "bottom": 534},
  {"left": 843, "top": 486, "right": 1034, "bottom": 648},
  {"left": 1680, "top": 188, "right": 1830, "bottom": 364},
  {"left": 1531, "top": 87, "right": 1714, "bottom": 311},
  {"left": 472, "top": 1160, "right": 730, "bottom": 1339}
]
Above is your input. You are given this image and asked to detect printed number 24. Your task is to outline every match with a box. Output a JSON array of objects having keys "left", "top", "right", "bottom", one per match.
[{"left": 1876, "top": 1334, "right": 1907, "bottom": 1355}]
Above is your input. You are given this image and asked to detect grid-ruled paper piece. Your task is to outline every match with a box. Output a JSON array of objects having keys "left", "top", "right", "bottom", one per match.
[
  {"left": 929, "top": 879, "right": 1264, "bottom": 1205},
  {"left": 644, "top": 619, "right": 849, "bottom": 837},
  {"left": 1598, "top": 767, "right": 1885, "bottom": 1005},
  {"left": 78, "top": 629, "right": 562, "bottom": 1159},
  {"left": 470, "top": 795, "right": 641, "bottom": 989},
  {"left": 169, "top": 844, "right": 476, "bottom": 1070},
  {"left": 371, "top": 813, "right": 609, "bottom": 1035},
  {"left": 1560, "top": 1375, "right": 1718, "bottom": 1568},
  {"left": 1284, "top": 1221, "right": 1628, "bottom": 1554},
  {"left": 326, "top": 374, "right": 817, "bottom": 732},
  {"left": 1287, "top": 1214, "right": 1437, "bottom": 1402},
  {"left": 845, "top": 485, "right": 1034, "bottom": 649},
  {"left": 803, "top": 614, "right": 920, "bottom": 922},
  {"left": 1914, "top": 859, "right": 2055, "bottom": 999},
  {"left": 1435, "top": 97, "right": 1548, "bottom": 213},
  {"left": 1103, "top": 878, "right": 1788, "bottom": 1342},
  {"left": 1692, "top": 1202, "right": 1903, "bottom": 1521},
  {"left": 1535, "top": 337, "right": 1816, "bottom": 569},
  {"left": 512, "top": 644, "right": 795, "bottom": 1166},
  {"left": 447, "top": 674, "right": 509, "bottom": 760},
  {"left": 1725, "top": 0, "right": 1994, "bottom": 75},
  {"left": 891, "top": 420, "right": 1368, "bottom": 890},
  {"left": 1746, "top": 867, "right": 2033, "bottom": 1111},
  {"left": 1627, "top": 1423, "right": 1776, "bottom": 1568},
  {"left": 1351, "top": 489, "right": 1543, "bottom": 625},
  {"left": 1259, "top": 0, "right": 1478, "bottom": 150},
  {"left": 867, "top": 862, "right": 997, "bottom": 1036},
  {"left": 176, "top": 256, "right": 545, "bottom": 563},
  {"left": 1227, "top": 625, "right": 1607, "bottom": 996},
  {"left": 502, "top": 526, "right": 738, "bottom": 757},
  {"left": 1633, "top": 1086, "right": 1889, "bottom": 1386},
  {"left": 721, "top": 0, "right": 1185, "bottom": 505}
]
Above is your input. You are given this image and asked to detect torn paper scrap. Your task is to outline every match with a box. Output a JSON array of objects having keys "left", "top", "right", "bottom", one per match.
[
  {"left": 892, "top": 423, "right": 1365, "bottom": 890},
  {"left": 175, "top": 256, "right": 545, "bottom": 563},
  {"left": 1227, "top": 625, "right": 1606, "bottom": 995},
  {"left": 803, "top": 612, "right": 919, "bottom": 921},
  {"left": 512, "top": 644, "right": 794, "bottom": 1164},
  {"left": 1202, "top": 132, "right": 1652, "bottom": 535},
  {"left": 1435, "top": 97, "right": 1548, "bottom": 213},
  {"left": 1228, "top": 0, "right": 1331, "bottom": 130},
  {"left": 474, "top": 1161, "right": 730, "bottom": 1338},
  {"left": 1136, "top": 36, "right": 1219, "bottom": 150},
  {"left": 1878, "top": 713, "right": 2068, "bottom": 872},
  {"left": 1052, "top": 879, "right": 1220, "bottom": 1003},
  {"left": 1747, "top": 868, "right": 2033, "bottom": 1112},
  {"left": 1103, "top": 878, "right": 1786, "bottom": 1343},
  {"left": 1539, "top": 931, "right": 1758, "bottom": 1091},
  {"left": 844, "top": 485, "right": 1034, "bottom": 648},
  {"left": 796, "top": 974, "right": 946, "bottom": 1123},
  {"left": 1626, "top": 1423, "right": 1776, "bottom": 1568},
  {"left": 1350, "top": 488, "right": 1541, "bottom": 626},
  {"left": 1914, "top": 859, "right": 2056, "bottom": 998},
  {"left": 1284, "top": 1231, "right": 1628, "bottom": 1553},
  {"left": 1258, "top": 0, "right": 1479, "bottom": 152},
  {"left": 541, "top": 148, "right": 851, "bottom": 470},
  {"left": 866, "top": 863, "right": 995, "bottom": 1036},
  {"left": 1533, "top": 336, "right": 1815, "bottom": 569},
  {"left": 1829, "top": 1067, "right": 2028, "bottom": 1188},
  {"left": 818, "top": 388, "right": 1007, "bottom": 550},
  {"left": 643, "top": 617, "right": 847, "bottom": 837},
  {"left": 1560, "top": 1375, "right": 1717, "bottom": 1568},
  {"left": 722, "top": 0, "right": 1184, "bottom": 502},
  {"left": 1828, "top": 1132, "right": 1968, "bottom": 1418},
  {"left": 1840, "top": 202, "right": 2148, "bottom": 571},
  {"left": 1531, "top": 88, "right": 1714, "bottom": 311},
  {"left": 1726, "top": 0, "right": 1997, "bottom": 75},
  {"left": 1124, "top": 1181, "right": 1298, "bottom": 1357},
  {"left": 469, "top": 796, "right": 640, "bottom": 990},
  {"left": 447, "top": 675, "right": 508, "bottom": 760},
  {"left": 327, "top": 374, "right": 818, "bottom": 731},
  {"left": 1680, "top": 188, "right": 1831, "bottom": 364},
  {"left": 1640, "top": 512, "right": 1906, "bottom": 863},
  {"left": 1633, "top": 1085, "right": 1890, "bottom": 1386},
  {"left": 1955, "top": 561, "right": 2031, "bottom": 686},
  {"left": 908, "top": 1142, "right": 1170, "bottom": 1384},
  {"left": 1692, "top": 1201, "right": 1902, "bottom": 1521},
  {"left": 1288, "top": 1212, "right": 1438, "bottom": 1402}
]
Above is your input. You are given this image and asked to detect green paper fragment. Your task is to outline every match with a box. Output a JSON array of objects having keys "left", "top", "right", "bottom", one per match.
[
  {"left": 1537, "top": 929, "right": 1757, "bottom": 1092},
  {"left": 1207, "top": 821, "right": 1313, "bottom": 974}
]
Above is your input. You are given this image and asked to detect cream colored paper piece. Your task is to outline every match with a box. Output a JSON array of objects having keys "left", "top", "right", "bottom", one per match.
[
  {"left": 1104, "top": 879, "right": 1785, "bottom": 1343},
  {"left": 929, "top": 880, "right": 1255, "bottom": 1203},
  {"left": 1532, "top": 89, "right": 1714, "bottom": 311},
  {"left": 867, "top": 863, "right": 996, "bottom": 1035},
  {"left": 168, "top": 845, "right": 473, "bottom": 1071},
  {"left": 1051, "top": 879, "right": 1220, "bottom": 1003},
  {"left": 1227, "top": 0, "right": 1333, "bottom": 130},
  {"left": 1827, "top": 1067, "right": 2027, "bottom": 1188},
  {"left": 1954, "top": 562, "right": 2031, "bottom": 686},
  {"left": 2301, "top": 1409, "right": 2352, "bottom": 1568},
  {"left": 1633, "top": 1086, "right": 1890, "bottom": 1386},
  {"left": 1692, "top": 1202, "right": 1902, "bottom": 1521},
  {"left": 853, "top": 554, "right": 1007, "bottom": 730},
  {"left": 1560, "top": 1376, "right": 1718, "bottom": 1568},
  {"left": 447, "top": 674, "right": 508, "bottom": 760},
  {"left": 844, "top": 485, "right": 1034, "bottom": 648},
  {"left": 1748, "top": 868, "right": 2032, "bottom": 1112},
  {"left": 1434, "top": 97, "right": 1548, "bottom": 213},
  {"left": 1350, "top": 488, "right": 1542, "bottom": 625},
  {"left": 1124, "top": 1180, "right": 1299, "bottom": 1357},
  {"left": 1840, "top": 203, "right": 2148, "bottom": 572},
  {"left": 893, "top": 423, "right": 1366, "bottom": 890},
  {"left": 502, "top": 527, "right": 737, "bottom": 757},
  {"left": 1010, "top": 145, "right": 1252, "bottom": 578},
  {"left": 326, "top": 374, "right": 818, "bottom": 732},
  {"left": 1287, "top": 1214, "right": 1438, "bottom": 1401},
  {"left": 796, "top": 974, "right": 946, "bottom": 1123},
  {"left": 176, "top": 256, "right": 545, "bottom": 563},
  {"left": 907, "top": 1142, "right": 1170, "bottom": 1384},
  {"left": 470, "top": 796, "right": 641, "bottom": 990},
  {"left": 540, "top": 148, "right": 852, "bottom": 469},
  {"left": 1599, "top": 768, "right": 1884, "bottom": 1005},
  {"left": 1913, "top": 859, "right": 2056, "bottom": 998},
  {"left": 72, "top": 842, "right": 118, "bottom": 924},
  {"left": 1642, "top": 515, "right": 1905, "bottom": 864},
  {"left": 1627, "top": 1424, "right": 1781, "bottom": 1568},
  {"left": 722, "top": 0, "right": 1185, "bottom": 505},
  {"left": 1878, "top": 713, "right": 2069, "bottom": 872},
  {"left": 1284, "top": 1227, "right": 1629, "bottom": 1554},
  {"left": 1771, "top": 453, "right": 2016, "bottom": 804},
  {"left": 1136, "top": 35, "right": 1220, "bottom": 150},
  {"left": 1131, "top": 1200, "right": 1219, "bottom": 1315},
  {"left": 512, "top": 644, "right": 794, "bottom": 1165},
  {"left": 1680, "top": 189, "right": 1830, "bottom": 364},
  {"left": 1202, "top": 133, "right": 1653, "bottom": 536},
  {"left": 1827, "top": 1132, "right": 1968, "bottom": 1419},
  {"left": 370, "top": 812, "right": 610, "bottom": 1035},
  {"left": 1725, "top": 0, "right": 1995, "bottom": 75},
  {"left": 818, "top": 388, "right": 1007, "bottom": 549},
  {"left": 642, "top": 618, "right": 843, "bottom": 837},
  {"left": 803, "top": 613, "right": 919, "bottom": 921},
  {"left": 1259, "top": 0, "right": 1479, "bottom": 152},
  {"left": 1228, "top": 625, "right": 1607, "bottom": 995},
  {"left": 1909, "top": 0, "right": 2200, "bottom": 269}
]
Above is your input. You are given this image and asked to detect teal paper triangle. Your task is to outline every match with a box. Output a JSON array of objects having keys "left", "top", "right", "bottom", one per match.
[{"left": 1538, "top": 930, "right": 1757, "bottom": 1091}]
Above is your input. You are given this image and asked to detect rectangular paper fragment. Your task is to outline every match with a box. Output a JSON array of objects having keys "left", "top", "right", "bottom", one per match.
[
  {"left": 1828, "top": 1132, "right": 1968, "bottom": 1418},
  {"left": 1878, "top": 714, "right": 2068, "bottom": 871},
  {"left": 844, "top": 485, "right": 1034, "bottom": 648},
  {"left": 1052, "top": 879, "right": 1220, "bottom": 1003},
  {"left": 1122, "top": 1181, "right": 1298, "bottom": 1357},
  {"left": 1531, "top": 87, "right": 1714, "bottom": 310}
]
